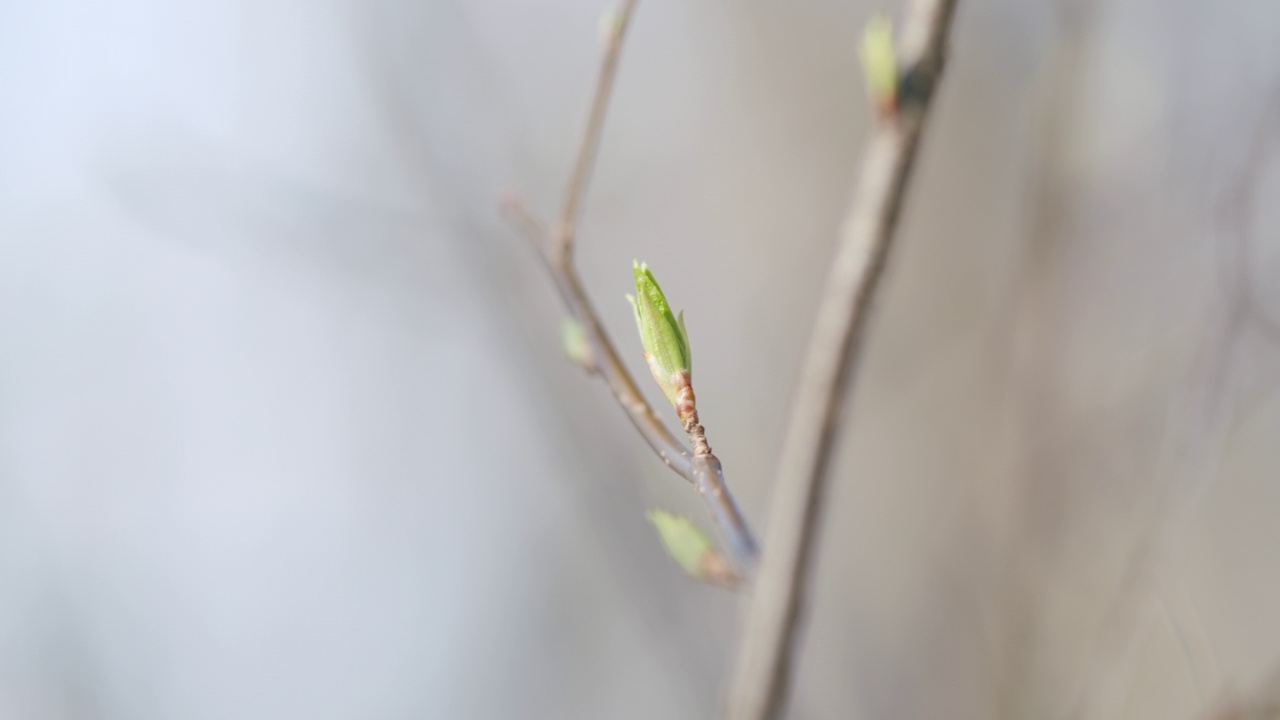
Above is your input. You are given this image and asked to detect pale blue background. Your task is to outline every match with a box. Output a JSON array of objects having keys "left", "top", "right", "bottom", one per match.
[{"left": 2, "top": 1, "right": 1280, "bottom": 718}]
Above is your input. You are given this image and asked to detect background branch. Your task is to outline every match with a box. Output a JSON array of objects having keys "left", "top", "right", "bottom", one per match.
[
  {"left": 1202, "top": 664, "right": 1280, "bottom": 720},
  {"left": 724, "top": 1, "right": 959, "bottom": 717}
]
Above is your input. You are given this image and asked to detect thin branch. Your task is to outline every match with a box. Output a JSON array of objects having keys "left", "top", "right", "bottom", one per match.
[
  {"left": 555, "top": 0, "right": 639, "bottom": 256},
  {"left": 723, "top": 1, "right": 959, "bottom": 717},
  {"left": 503, "top": 0, "right": 758, "bottom": 579}
]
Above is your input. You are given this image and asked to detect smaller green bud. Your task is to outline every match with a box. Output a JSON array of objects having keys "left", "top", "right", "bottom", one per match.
[
  {"left": 859, "top": 14, "right": 898, "bottom": 113},
  {"left": 646, "top": 509, "right": 714, "bottom": 577},
  {"left": 598, "top": 9, "right": 625, "bottom": 47},
  {"left": 560, "top": 317, "right": 593, "bottom": 370},
  {"left": 626, "top": 261, "right": 692, "bottom": 408}
]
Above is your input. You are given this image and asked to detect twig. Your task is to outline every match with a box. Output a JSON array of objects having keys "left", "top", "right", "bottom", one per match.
[
  {"left": 723, "top": 1, "right": 959, "bottom": 717},
  {"left": 503, "top": 0, "right": 758, "bottom": 579},
  {"left": 504, "top": 189, "right": 698, "bottom": 487},
  {"left": 555, "top": 0, "right": 638, "bottom": 256}
]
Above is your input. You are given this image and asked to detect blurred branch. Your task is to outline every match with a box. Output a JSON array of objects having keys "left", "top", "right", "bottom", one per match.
[
  {"left": 1071, "top": 82, "right": 1280, "bottom": 720},
  {"left": 1216, "top": 87, "right": 1280, "bottom": 344},
  {"left": 1067, "top": 313, "right": 1238, "bottom": 720},
  {"left": 1161, "top": 579, "right": 1220, "bottom": 704},
  {"left": 724, "top": 1, "right": 959, "bottom": 718},
  {"left": 502, "top": 0, "right": 758, "bottom": 582},
  {"left": 1202, "top": 664, "right": 1280, "bottom": 720}
]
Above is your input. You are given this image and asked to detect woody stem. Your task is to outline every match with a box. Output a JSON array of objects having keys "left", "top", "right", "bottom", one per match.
[{"left": 672, "top": 371, "right": 711, "bottom": 456}]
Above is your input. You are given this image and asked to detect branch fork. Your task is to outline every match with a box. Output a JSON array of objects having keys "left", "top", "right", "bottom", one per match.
[{"left": 502, "top": 0, "right": 757, "bottom": 587}]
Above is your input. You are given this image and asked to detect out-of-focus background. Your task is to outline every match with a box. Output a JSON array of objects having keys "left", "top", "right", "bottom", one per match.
[{"left": 2, "top": 0, "right": 1279, "bottom": 718}]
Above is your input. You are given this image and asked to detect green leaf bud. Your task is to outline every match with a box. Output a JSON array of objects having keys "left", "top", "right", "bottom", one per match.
[
  {"left": 646, "top": 509, "right": 714, "bottom": 578},
  {"left": 560, "top": 317, "right": 593, "bottom": 370},
  {"left": 627, "top": 261, "right": 692, "bottom": 407},
  {"left": 859, "top": 14, "right": 898, "bottom": 113}
]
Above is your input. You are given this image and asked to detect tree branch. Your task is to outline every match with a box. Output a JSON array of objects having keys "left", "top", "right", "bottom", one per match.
[
  {"left": 723, "top": 1, "right": 959, "bottom": 717},
  {"left": 503, "top": 0, "right": 758, "bottom": 580}
]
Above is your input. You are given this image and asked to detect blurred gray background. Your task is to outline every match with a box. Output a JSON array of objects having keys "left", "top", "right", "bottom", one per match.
[{"left": 2, "top": 0, "right": 1279, "bottom": 718}]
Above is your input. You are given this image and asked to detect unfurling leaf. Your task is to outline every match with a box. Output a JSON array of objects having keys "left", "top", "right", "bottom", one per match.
[
  {"left": 626, "top": 261, "right": 691, "bottom": 407},
  {"left": 859, "top": 14, "right": 898, "bottom": 113}
]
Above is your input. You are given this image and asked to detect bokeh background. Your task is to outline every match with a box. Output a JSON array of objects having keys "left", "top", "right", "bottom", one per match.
[{"left": 3, "top": 0, "right": 1280, "bottom": 718}]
